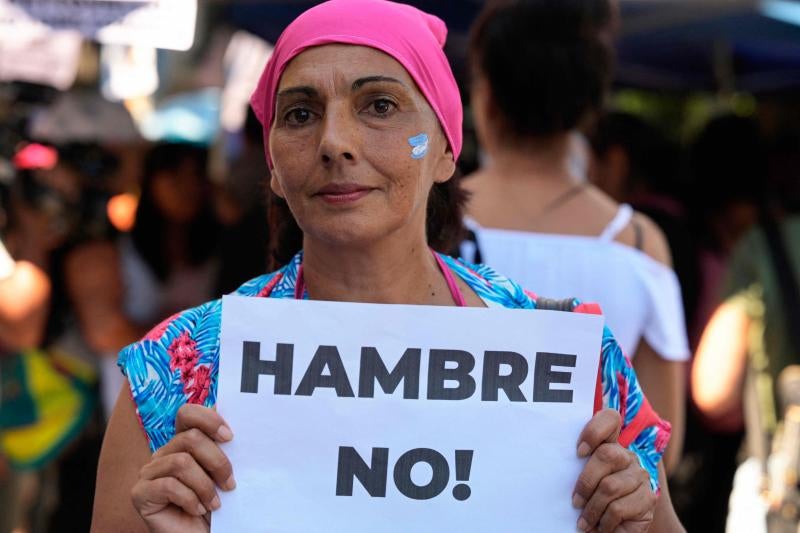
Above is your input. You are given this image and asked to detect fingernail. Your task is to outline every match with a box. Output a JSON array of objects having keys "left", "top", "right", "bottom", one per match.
[
  {"left": 224, "top": 475, "right": 237, "bottom": 491},
  {"left": 577, "top": 442, "right": 590, "bottom": 458},
  {"left": 210, "top": 495, "right": 221, "bottom": 510},
  {"left": 577, "top": 517, "right": 588, "bottom": 531},
  {"left": 217, "top": 425, "right": 233, "bottom": 442},
  {"left": 572, "top": 493, "right": 585, "bottom": 509},
  {"left": 197, "top": 503, "right": 207, "bottom": 516}
]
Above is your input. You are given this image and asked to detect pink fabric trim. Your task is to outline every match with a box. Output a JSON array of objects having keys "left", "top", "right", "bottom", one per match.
[
  {"left": 433, "top": 253, "right": 467, "bottom": 307},
  {"left": 574, "top": 302, "right": 603, "bottom": 315},
  {"left": 257, "top": 272, "right": 283, "bottom": 297},
  {"left": 144, "top": 312, "right": 181, "bottom": 341},
  {"left": 619, "top": 397, "right": 665, "bottom": 448},
  {"left": 294, "top": 265, "right": 305, "bottom": 300}
]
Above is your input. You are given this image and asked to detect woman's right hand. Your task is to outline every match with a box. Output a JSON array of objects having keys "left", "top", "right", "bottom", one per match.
[{"left": 131, "top": 404, "right": 236, "bottom": 533}]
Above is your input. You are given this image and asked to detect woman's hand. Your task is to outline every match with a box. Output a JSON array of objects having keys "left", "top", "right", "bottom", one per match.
[
  {"left": 573, "top": 409, "right": 656, "bottom": 533},
  {"left": 131, "top": 404, "right": 236, "bottom": 533}
]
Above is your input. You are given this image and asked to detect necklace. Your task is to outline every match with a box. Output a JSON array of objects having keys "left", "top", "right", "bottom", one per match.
[{"left": 528, "top": 181, "right": 587, "bottom": 223}]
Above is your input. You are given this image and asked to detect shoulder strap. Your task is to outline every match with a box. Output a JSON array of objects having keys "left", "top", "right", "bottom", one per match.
[
  {"left": 599, "top": 204, "right": 634, "bottom": 242},
  {"left": 762, "top": 216, "right": 800, "bottom": 355},
  {"left": 461, "top": 229, "right": 483, "bottom": 264},
  {"left": 535, "top": 297, "right": 578, "bottom": 312},
  {"left": 633, "top": 220, "right": 644, "bottom": 251},
  {"left": 460, "top": 217, "right": 483, "bottom": 264}
]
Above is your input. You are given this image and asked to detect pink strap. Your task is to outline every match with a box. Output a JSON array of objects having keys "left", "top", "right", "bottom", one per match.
[
  {"left": 294, "top": 265, "right": 306, "bottom": 300},
  {"left": 291, "top": 253, "right": 466, "bottom": 306},
  {"left": 433, "top": 252, "right": 467, "bottom": 307}
]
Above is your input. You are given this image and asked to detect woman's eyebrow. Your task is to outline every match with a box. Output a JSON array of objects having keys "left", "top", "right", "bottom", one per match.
[
  {"left": 277, "top": 86, "right": 318, "bottom": 98},
  {"left": 351, "top": 76, "right": 406, "bottom": 90}
]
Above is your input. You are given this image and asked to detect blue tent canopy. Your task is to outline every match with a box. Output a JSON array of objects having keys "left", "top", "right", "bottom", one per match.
[
  {"left": 617, "top": 0, "right": 800, "bottom": 91},
  {"left": 224, "top": 0, "right": 800, "bottom": 93}
]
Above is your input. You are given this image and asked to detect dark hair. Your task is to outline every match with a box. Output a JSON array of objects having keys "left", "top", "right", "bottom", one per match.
[
  {"left": 267, "top": 176, "right": 467, "bottom": 270},
  {"left": 469, "top": 0, "right": 614, "bottom": 138},
  {"left": 767, "top": 128, "right": 800, "bottom": 214},
  {"left": 591, "top": 111, "right": 683, "bottom": 198},
  {"left": 131, "top": 142, "right": 219, "bottom": 281},
  {"left": 690, "top": 114, "right": 767, "bottom": 211},
  {"left": 689, "top": 114, "right": 767, "bottom": 251}
]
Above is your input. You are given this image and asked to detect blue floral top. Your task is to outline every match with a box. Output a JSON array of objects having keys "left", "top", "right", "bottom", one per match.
[{"left": 119, "top": 251, "right": 670, "bottom": 490}]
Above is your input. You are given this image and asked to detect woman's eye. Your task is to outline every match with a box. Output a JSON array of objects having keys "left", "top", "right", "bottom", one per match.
[
  {"left": 367, "top": 98, "right": 397, "bottom": 117},
  {"left": 285, "top": 108, "right": 313, "bottom": 125}
]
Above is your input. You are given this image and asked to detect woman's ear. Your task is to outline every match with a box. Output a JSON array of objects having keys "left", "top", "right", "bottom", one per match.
[
  {"left": 433, "top": 140, "right": 457, "bottom": 184},
  {"left": 269, "top": 171, "right": 286, "bottom": 199},
  {"left": 470, "top": 76, "right": 496, "bottom": 152}
]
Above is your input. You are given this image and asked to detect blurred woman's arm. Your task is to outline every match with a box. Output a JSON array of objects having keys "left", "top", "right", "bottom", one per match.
[
  {"left": 651, "top": 463, "right": 686, "bottom": 532},
  {"left": 92, "top": 383, "right": 152, "bottom": 532},
  {"left": 634, "top": 342, "right": 686, "bottom": 474},
  {"left": 691, "top": 301, "right": 749, "bottom": 432},
  {"left": 629, "top": 213, "right": 687, "bottom": 474},
  {"left": 0, "top": 258, "right": 50, "bottom": 349}
]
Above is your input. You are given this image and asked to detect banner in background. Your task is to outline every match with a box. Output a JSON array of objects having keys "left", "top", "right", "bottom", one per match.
[
  {"left": 214, "top": 296, "right": 604, "bottom": 532},
  {"left": 0, "top": 0, "right": 197, "bottom": 51},
  {"left": 0, "top": 29, "right": 81, "bottom": 89}
]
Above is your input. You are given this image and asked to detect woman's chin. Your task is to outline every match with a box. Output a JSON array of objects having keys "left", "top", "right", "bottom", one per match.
[{"left": 304, "top": 220, "right": 398, "bottom": 251}]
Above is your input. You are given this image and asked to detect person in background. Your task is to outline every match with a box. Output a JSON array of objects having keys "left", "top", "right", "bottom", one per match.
[
  {"left": 461, "top": 0, "right": 688, "bottom": 473},
  {"left": 1, "top": 139, "right": 219, "bottom": 532},
  {"left": 688, "top": 115, "right": 766, "bottom": 342},
  {"left": 665, "top": 115, "right": 767, "bottom": 532},
  {"left": 0, "top": 142, "right": 114, "bottom": 533},
  {"left": 0, "top": 190, "right": 50, "bottom": 353},
  {"left": 124, "top": 143, "right": 221, "bottom": 322},
  {"left": 693, "top": 129, "right": 800, "bottom": 533},
  {"left": 66, "top": 142, "right": 222, "bottom": 418},
  {"left": 213, "top": 109, "right": 269, "bottom": 295},
  {"left": 0, "top": 153, "right": 52, "bottom": 533},
  {"left": 590, "top": 111, "right": 700, "bottom": 334},
  {"left": 590, "top": 110, "right": 756, "bottom": 533}
]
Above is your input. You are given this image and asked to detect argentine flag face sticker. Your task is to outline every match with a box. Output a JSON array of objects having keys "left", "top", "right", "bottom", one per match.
[{"left": 408, "top": 133, "right": 429, "bottom": 159}]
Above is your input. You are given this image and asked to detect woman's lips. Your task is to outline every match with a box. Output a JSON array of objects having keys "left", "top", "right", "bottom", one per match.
[{"left": 315, "top": 184, "right": 374, "bottom": 205}]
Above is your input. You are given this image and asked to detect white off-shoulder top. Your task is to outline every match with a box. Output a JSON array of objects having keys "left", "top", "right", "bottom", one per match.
[{"left": 461, "top": 205, "right": 690, "bottom": 361}]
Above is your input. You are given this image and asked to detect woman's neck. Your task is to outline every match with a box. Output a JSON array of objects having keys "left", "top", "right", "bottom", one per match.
[
  {"left": 300, "top": 229, "right": 452, "bottom": 306},
  {"left": 483, "top": 132, "right": 581, "bottom": 186},
  {"left": 466, "top": 132, "right": 592, "bottom": 232}
]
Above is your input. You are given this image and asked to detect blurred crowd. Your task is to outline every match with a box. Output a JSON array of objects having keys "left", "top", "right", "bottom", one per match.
[
  {"left": 1, "top": 1, "right": 800, "bottom": 532},
  {"left": 0, "top": 109, "right": 271, "bottom": 531}
]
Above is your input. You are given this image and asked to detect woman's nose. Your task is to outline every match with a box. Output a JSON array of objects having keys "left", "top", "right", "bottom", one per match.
[{"left": 318, "top": 105, "right": 358, "bottom": 166}]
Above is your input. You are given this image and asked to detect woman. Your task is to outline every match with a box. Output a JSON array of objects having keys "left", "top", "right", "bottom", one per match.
[
  {"left": 67, "top": 141, "right": 221, "bottom": 417},
  {"left": 693, "top": 130, "right": 800, "bottom": 533},
  {"left": 2, "top": 142, "right": 114, "bottom": 532},
  {"left": 92, "top": 1, "right": 681, "bottom": 531},
  {"left": 124, "top": 142, "right": 220, "bottom": 324},
  {"left": 461, "top": 0, "right": 688, "bottom": 472}
]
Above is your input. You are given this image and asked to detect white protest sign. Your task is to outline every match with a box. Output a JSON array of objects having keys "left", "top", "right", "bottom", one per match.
[
  {"left": 0, "top": 0, "right": 196, "bottom": 51},
  {"left": 215, "top": 296, "right": 604, "bottom": 532}
]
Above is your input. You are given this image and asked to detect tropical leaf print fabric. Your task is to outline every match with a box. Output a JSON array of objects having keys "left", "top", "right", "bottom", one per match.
[{"left": 118, "top": 251, "right": 669, "bottom": 491}]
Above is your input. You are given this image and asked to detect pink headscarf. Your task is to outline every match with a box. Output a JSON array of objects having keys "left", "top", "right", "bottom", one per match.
[{"left": 249, "top": 0, "right": 462, "bottom": 168}]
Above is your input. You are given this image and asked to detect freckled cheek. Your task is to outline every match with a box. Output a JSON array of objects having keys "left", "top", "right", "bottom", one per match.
[
  {"left": 271, "top": 134, "right": 318, "bottom": 195},
  {"left": 362, "top": 130, "right": 420, "bottom": 189}
]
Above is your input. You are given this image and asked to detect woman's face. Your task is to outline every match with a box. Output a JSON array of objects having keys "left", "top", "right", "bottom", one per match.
[
  {"left": 152, "top": 158, "right": 207, "bottom": 223},
  {"left": 269, "top": 45, "right": 455, "bottom": 250}
]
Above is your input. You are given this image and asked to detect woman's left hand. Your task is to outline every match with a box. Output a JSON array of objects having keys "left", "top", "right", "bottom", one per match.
[{"left": 572, "top": 409, "right": 657, "bottom": 533}]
